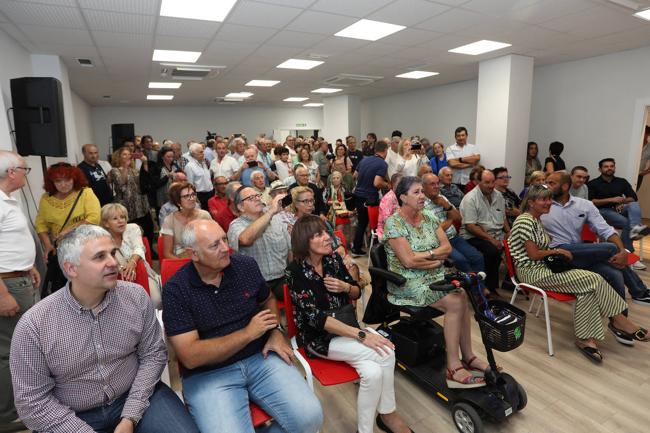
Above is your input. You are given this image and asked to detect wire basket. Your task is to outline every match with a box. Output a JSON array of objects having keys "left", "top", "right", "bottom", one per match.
[{"left": 476, "top": 300, "right": 526, "bottom": 352}]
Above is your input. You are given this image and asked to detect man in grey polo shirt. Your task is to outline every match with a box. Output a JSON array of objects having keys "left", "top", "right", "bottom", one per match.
[
  {"left": 227, "top": 186, "right": 291, "bottom": 300},
  {"left": 459, "top": 169, "right": 509, "bottom": 295},
  {"left": 0, "top": 150, "right": 40, "bottom": 432}
]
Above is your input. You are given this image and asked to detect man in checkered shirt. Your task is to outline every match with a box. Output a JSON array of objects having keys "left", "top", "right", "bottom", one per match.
[{"left": 9, "top": 225, "right": 199, "bottom": 433}]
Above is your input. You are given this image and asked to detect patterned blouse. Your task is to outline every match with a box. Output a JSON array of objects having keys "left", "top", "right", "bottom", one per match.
[
  {"left": 286, "top": 253, "right": 360, "bottom": 357},
  {"left": 108, "top": 167, "right": 150, "bottom": 220}
]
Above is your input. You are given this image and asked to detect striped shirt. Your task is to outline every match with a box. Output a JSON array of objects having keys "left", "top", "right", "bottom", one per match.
[{"left": 10, "top": 281, "right": 166, "bottom": 433}]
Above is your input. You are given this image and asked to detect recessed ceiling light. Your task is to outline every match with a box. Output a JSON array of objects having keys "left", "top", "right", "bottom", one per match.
[
  {"left": 224, "top": 98, "right": 244, "bottom": 102},
  {"left": 153, "top": 49, "right": 201, "bottom": 63},
  {"left": 448, "top": 40, "right": 511, "bottom": 56},
  {"left": 284, "top": 97, "right": 309, "bottom": 102},
  {"left": 395, "top": 71, "right": 439, "bottom": 79},
  {"left": 634, "top": 9, "right": 650, "bottom": 21},
  {"left": 225, "top": 92, "right": 253, "bottom": 98},
  {"left": 149, "top": 82, "right": 182, "bottom": 89},
  {"left": 147, "top": 95, "right": 174, "bottom": 100},
  {"left": 335, "top": 19, "right": 406, "bottom": 42},
  {"left": 311, "top": 88, "right": 341, "bottom": 94},
  {"left": 303, "top": 103, "right": 324, "bottom": 107},
  {"left": 246, "top": 80, "right": 280, "bottom": 87},
  {"left": 276, "top": 59, "right": 324, "bottom": 70},
  {"left": 160, "top": 0, "right": 237, "bottom": 22}
]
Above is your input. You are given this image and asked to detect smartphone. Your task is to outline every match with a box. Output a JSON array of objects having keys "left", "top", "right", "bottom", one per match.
[
  {"left": 247, "top": 160, "right": 258, "bottom": 168},
  {"left": 132, "top": 152, "right": 143, "bottom": 159},
  {"left": 234, "top": 133, "right": 242, "bottom": 138},
  {"left": 281, "top": 194, "right": 292, "bottom": 208},
  {"left": 411, "top": 143, "right": 422, "bottom": 150}
]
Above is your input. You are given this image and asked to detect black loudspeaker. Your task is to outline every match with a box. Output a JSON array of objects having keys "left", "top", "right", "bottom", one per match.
[
  {"left": 10, "top": 77, "right": 67, "bottom": 157},
  {"left": 111, "top": 123, "right": 135, "bottom": 151}
]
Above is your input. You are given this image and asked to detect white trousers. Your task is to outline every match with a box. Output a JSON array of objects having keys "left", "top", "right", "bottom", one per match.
[{"left": 324, "top": 335, "right": 397, "bottom": 433}]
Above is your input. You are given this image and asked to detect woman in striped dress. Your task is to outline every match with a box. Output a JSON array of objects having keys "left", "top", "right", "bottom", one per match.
[{"left": 509, "top": 185, "right": 648, "bottom": 362}]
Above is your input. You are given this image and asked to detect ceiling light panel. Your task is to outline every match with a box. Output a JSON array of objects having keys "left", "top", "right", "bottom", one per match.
[
  {"left": 149, "top": 82, "right": 182, "bottom": 88},
  {"left": 448, "top": 40, "right": 511, "bottom": 55},
  {"left": 303, "top": 103, "right": 324, "bottom": 107},
  {"left": 634, "top": 9, "right": 650, "bottom": 21},
  {"left": 395, "top": 71, "right": 439, "bottom": 79},
  {"left": 147, "top": 95, "right": 174, "bottom": 100},
  {"left": 153, "top": 49, "right": 202, "bottom": 62},
  {"left": 246, "top": 80, "right": 281, "bottom": 87},
  {"left": 284, "top": 97, "right": 309, "bottom": 102},
  {"left": 311, "top": 88, "right": 342, "bottom": 94},
  {"left": 160, "top": 0, "right": 238, "bottom": 22},
  {"left": 276, "top": 59, "right": 324, "bottom": 70},
  {"left": 226, "top": 92, "right": 253, "bottom": 98},
  {"left": 334, "top": 19, "right": 406, "bottom": 41}
]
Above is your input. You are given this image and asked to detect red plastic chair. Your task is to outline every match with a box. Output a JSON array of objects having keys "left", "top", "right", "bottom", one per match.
[
  {"left": 161, "top": 258, "right": 191, "bottom": 286},
  {"left": 333, "top": 229, "right": 347, "bottom": 251},
  {"left": 283, "top": 284, "right": 359, "bottom": 390},
  {"left": 250, "top": 402, "right": 273, "bottom": 427},
  {"left": 504, "top": 239, "right": 575, "bottom": 356},
  {"left": 119, "top": 259, "right": 150, "bottom": 295},
  {"left": 142, "top": 237, "right": 153, "bottom": 267},
  {"left": 581, "top": 224, "right": 599, "bottom": 243}
]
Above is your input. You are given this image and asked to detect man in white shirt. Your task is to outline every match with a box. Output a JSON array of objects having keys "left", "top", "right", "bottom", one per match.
[
  {"left": 210, "top": 141, "right": 239, "bottom": 181},
  {"left": 386, "top": 136, "right": 401, "bottom": 179},
  {"left": 184, "top": 142, "right": 214, "bottom": 211},
  {"left": 0, "top": 150, "right": 40, "bottom": 432},
  {"left": 231, "top": 137, "right": 246, "bottom": 164},
  {"left": 445, "top": 126, "right": 480, "bottom": 189}
]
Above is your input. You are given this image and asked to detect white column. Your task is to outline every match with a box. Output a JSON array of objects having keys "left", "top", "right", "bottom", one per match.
[
  {"left": 322, "top": 94, "right": 361, "bottom": 143},
  {"left": 475, "top": 55, "right": 534, "bottom": 188}
]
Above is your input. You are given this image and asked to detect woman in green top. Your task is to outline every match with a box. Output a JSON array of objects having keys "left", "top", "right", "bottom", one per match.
[
  {"left": 508, "top": 185, "right": 648, "bottom": 362},
  {"left": 383, "top": 176, "right": 489, "bottom": 389}
]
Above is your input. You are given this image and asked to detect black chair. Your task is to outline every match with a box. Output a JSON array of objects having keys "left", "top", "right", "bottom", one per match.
[{"left": 367, "top": 244, "right": 444, "bottom": 324}]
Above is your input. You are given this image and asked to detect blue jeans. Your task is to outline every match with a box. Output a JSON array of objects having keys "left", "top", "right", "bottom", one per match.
[
  {"left": 182, "top": 352, "right": 323, "bottom": 433},
  {"left": 599, "top": 203, "right": 642, "bottom": 252},
  {"left": 449, "top": 236, "right": 485, "bottom": 273},
  {"left": 75, "top": 382, "right": 199, "bottom": 433}
]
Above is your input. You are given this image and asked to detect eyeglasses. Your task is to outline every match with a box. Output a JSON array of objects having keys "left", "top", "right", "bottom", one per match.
[
  {"left": 296, "top": 198, "right": 315, "bottom": 205},
  {"left": 180, "top": 192, "right": 197, "bottom": 200},
  {"left": 14, "top": 166, "right": 31, "bottom": 174},
  {"left": 496, "top": 175, "right": 512, "bottom": 180},
  {"left": 241, "top": 193, "right": 262, "bottom": 202}
]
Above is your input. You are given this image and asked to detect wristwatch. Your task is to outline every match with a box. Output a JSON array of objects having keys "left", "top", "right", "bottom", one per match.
[
  {"left": 429, "top": 249, "right": 436, "bottom": 259},
  {"left": 357, "top": 330, "right": 367, "bottom": 342}
]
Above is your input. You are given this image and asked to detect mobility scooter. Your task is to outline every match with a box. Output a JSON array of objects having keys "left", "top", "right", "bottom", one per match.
[{"left": 368, "top": 245, "right": 527, "bottom": 433}]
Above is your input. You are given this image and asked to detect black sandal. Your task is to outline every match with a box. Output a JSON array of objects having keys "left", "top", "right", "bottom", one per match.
[
  {"left": 608, "top": 323, "right": 635, "bottom": 346},
  {"left": 376, "top": 414, "right": 414, "bottom": 433},
  {"left": 575, "top": 343, "right": 603, "bottom": 363}
]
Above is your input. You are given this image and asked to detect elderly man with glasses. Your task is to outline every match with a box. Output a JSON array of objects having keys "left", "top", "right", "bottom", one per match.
[{"left": 227, "top": 186, "right": 291, "bottom": 300}]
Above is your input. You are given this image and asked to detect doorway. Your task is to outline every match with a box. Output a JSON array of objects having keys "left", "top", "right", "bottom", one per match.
[{"left": 636, "top": 107, "right": 650, "bottom": 218}]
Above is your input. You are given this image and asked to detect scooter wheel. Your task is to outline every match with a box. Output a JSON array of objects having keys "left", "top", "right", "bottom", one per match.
[
  {"left": 516, "top": 383, "right": 528, "bottom": 410},
  {"left": 451, "top": 402, "right": 483, "bottom": 433}
]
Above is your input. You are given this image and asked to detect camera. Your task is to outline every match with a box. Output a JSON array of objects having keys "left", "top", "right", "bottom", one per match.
[
  {"left": 326, "top": 153, "right": 335, "bottom": 160},
  {"left": 411, "top": 141, "right": 422, "bottom": 150},
  {"left": 206, "top": 130, "right": 216, "bottom": 142},
  {"left": 247, "top": 160, "right": 259, "bottom": 168}
]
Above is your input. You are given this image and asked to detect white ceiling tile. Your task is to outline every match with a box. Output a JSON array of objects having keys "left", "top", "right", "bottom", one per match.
[
  {"left": 252, "top": 0, "right": 315, "bottom": 7},
  {"left": 31, "top": 43, "right": 99, "bottom": 59},
  {"left": 204, "top": 39, "right": 259, "bottom": 57},
  {"left": 154, "top": 35, "right": 211, "bottom": 51},
  {"left": 414, "top": 7, "right": 486, "bottom": 33},
  {"left": 428, "top": 0, "right": 472, "bottom": 5},
  {"left": 285, "top": 11, "right": 358, "bottom": 34},
  {"left": 251, "top": 43, "right": 304, "bottom": 59},
  {"left": 19, "top": 0, "right": 78, "bottom": 6},
  {"left": 92, "top": 31, "right": 153, "bottom": 48},
  {"left": 84, "top": 9, "right": 155, "bottom": 33},
  {"left": 21, "top": 25, "right": 93, "bottom": 45},
  {"left": 156, "top": 17, "right": 221, "bottom": 38},
  {"left": 227, "top": 1, "right": 303, "bottom": 29},
  {"left": 508, "top": 0, "right": 595, "bottom": 25},
  {"left": 266, "top": 30, "right": 328, "bottom": 48},
  {"left": 380, "top": 28, "right": 443, "bottom": 47},
  {"left": 539, "top": 6, "right": 646, "bottom": 39},
  {"left": 461, "top": 0, "right": 544, "bottom": 17},
  {"left": 369, "top": 0, "right": 450, "bottom": 26},
  {"left": 0, "top": 2, "right": 85, "bottom": 28},
  {"left": 303, "top": 36, "right": 370, "bottom": 56},
  {"left": 78, "top": 0, "right": 158, "bottom": 15},
  {"left": 0, "top": 22, "right": 29, "bottom": 42},
  {"left": 214, "top": 24, "right": 277, "bottom": 44},
  {"left": 310, "top": 0, "right": 393, "bottom": 17}
]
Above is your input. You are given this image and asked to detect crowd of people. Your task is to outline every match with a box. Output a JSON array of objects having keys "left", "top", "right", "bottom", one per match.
[{"left": 1, "top": 125, "right": 649, "bottom": 433}]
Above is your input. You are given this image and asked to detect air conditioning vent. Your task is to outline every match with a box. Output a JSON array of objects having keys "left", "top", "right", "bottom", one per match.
[
  {"left": 159, "top": 64, "right": 226, "bottom": 80},
  {"left": 323, "top": 73, "right": 383, "bottom": 87},
  {"left": 76, "top": 58, "right": 94, "bottom": 67}
]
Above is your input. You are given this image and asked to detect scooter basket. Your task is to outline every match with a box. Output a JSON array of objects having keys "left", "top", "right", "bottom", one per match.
[{"left": 476, "top": 300, "right": 526, "bottom": 352}]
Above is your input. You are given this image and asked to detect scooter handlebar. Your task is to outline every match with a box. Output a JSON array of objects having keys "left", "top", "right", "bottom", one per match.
[{"left": 429, "top": 280, "right": 459, "bottom": 292}]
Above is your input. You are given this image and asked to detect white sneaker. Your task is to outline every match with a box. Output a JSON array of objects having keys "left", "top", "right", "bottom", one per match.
[
  {"left": 630, "top": 224, "right": 650, "bottom": 240},
  {"left": 631, "top": 261, "right": 647, "bottom": 271}
]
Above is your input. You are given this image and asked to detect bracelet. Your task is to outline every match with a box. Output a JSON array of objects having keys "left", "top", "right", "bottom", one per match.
[{"left": 429, "top": 249, "right": 435, "bottom": 258}]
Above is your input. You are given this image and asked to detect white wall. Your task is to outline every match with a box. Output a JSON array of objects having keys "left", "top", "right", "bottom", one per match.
[
  {"left": 529, "top": 45, "right": 650, "bottom": 182},
  {"left": 91, "top": 105, "right": 324, "bottom": 156},
  {"left": 71, "top": 91, "right": 94, "bottom": 151},
  {"left": 360, "top": 79, "right": 478, "bottom": 144}
]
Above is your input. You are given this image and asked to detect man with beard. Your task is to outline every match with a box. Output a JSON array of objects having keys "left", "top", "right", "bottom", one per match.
[{"left": 543, "top": 171, "right": 650, "bottom": 307}]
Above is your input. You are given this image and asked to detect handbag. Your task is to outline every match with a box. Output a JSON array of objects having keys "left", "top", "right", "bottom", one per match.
[
  {"left": 324, "top": 303, "right": 360, "bottom": 329},
  {"left": 543, "top": 253, "right": 572, "bottom": 273}
]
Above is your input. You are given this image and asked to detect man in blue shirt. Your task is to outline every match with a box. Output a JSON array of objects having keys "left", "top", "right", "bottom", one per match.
[
  {"left": 543, "top": 172, "right": 650, "bottom": 308},
  {"left": 352, "top": 140, "right": 389, "bottom": 256},
  {"left": 162, "top": 220, "right": 322, "bottom": 433}
]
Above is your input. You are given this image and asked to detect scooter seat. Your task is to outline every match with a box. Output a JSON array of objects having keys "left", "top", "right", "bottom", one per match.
[{"left": 397, "top": 305, "right": 444, "bottom": 320}]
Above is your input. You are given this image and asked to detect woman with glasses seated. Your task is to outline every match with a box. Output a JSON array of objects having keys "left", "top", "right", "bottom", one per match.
[
  {"left": 36, "top": 163, "right": 101, "bottom": 295},
  {"left": 383, "top": 176, "right": 490, "bottom": 389},
  {"left": 160, "top": 181, "right": 211, "bottom": 259},
  {"left": 287, "top": 215, "right": 413, "bottom": 433},
  {"left": 492, "top": 166, "right": 521, "bottom": 227},
  {"left": 509, "top": 185, "right": 648, "bottom": 362}
]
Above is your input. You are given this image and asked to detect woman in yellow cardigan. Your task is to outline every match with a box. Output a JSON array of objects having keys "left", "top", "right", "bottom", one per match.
[{"left": 35, "top": 163, "right": 101, "bottom": 294}]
